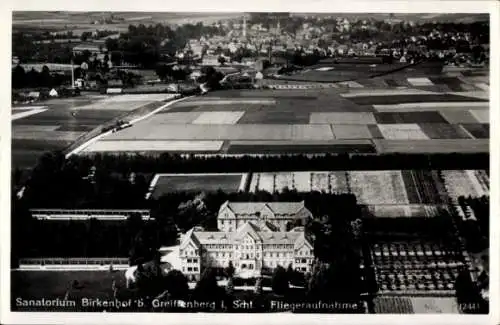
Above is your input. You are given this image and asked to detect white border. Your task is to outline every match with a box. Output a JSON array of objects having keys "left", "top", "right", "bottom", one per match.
[{"left": 1, "top": 1, "right": 499, "bottom": 325}]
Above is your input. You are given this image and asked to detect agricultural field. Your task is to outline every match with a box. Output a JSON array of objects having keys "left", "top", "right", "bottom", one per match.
[
  {"left": 349, "top": 171, "right": 409, "bottom": 205},
  {"left": 79, "top": 81, "right": 489, "bottom": 155},
  {"left": 149, "top": 173, "right": 247, "bottom": 198},
  {"left": 363, "top": 204, "right": 444, "bottom": 218},
  {"left": 249, "top": 172, "right": 349, "bottom": 193},
  {"left": 400, "top": 170, "right": 445, "bottom": 204},
  {"left": 12, "top": 94, "right": 176, "bottom": 169},
  {"left": 371, "top": 239, "right": 466, "bottom": 294},
  {"left": 441, "top": 170, "right": 489, "bottom": 199}
]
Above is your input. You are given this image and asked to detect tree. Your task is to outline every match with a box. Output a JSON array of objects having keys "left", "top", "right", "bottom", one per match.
[
  {"left": 194, "top": 267, "right": 222, "bottom": 302},
  {"left": 225, "top": 277, "right": 234, "bottom": 295},
  {"left": 165, "top": 269, "right": 189, "bottom": 299},
  {"left": 254, "top": 277, "right": 263, "bottom": 295},
  {"left": 12, "top": 65, "right": 26, "bottom": 89},
  {"left": 218, "top": 56, "right": 226, "bottom": 66},
  {"left": 225, "top": 261, "right": 235, "bottom": 278},
  {"left": 271, "top": 266, "right": 289, "bottom": 295},
  {"left": 40, "top": 65, "right": 52, "bottom": 87}
]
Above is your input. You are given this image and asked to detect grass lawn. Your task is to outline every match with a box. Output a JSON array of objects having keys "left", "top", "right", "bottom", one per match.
[{"left": 152, "top": 174, "right": 244, "bottom": 197}]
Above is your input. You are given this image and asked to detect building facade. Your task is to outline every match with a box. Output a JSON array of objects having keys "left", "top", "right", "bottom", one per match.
[{"left": 179, "top": 201, "right": 314, "bottom": 280}]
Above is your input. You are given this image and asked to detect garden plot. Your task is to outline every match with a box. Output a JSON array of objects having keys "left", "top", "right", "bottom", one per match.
[
  {"left": 310, "top": 172, "right": 348, "bottom": 193},
  {"left": 192, "top": 111, "right": 245, "bottom": 124},
  {"left": 309, "top": 112, "right": 376, "bottom": 124},
  {"left": 332, "top": 125, "right": 373, "bottom": 139},
  {"left": 293, "top": 172, "right": 311, "bottom": 192},
  {"left": 378, "top": 124, "right": 429, "bottom": 140},
  {"left": 349, "top": 171, "right": 409, "bottom": 205},
  {"left": 364, "top": 204, "right": 441, "bottom": 218},
  {"left": 83, "top": 140, "right": 224, "bottom": 152},
  {"left": 249, "top": 173, "right": 276, "bottom": 193},
  {"left": 274, "top": 173, "right": 295, "bottom": 192},
  {"left": 469, "top": 109, "right": 489, "bottom": 123},
  {"left": 442, "top": 170, "right": 489, "bottom": 198},
  {"left": 310, "top": 172, "right": 330, "bottom": 192}
]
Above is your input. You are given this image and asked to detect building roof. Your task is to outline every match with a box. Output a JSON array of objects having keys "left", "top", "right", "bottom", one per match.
[
  {"left": 219, "top": 201, "right": 307, "bottom": 216},
  {"left": 180, "top": 221, "right": 312, "bottom": 249}
]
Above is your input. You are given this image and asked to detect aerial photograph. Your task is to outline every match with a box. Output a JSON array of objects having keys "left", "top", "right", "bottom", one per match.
[{"left": 9, "top": 11, "right": 489, "bottom": 314}]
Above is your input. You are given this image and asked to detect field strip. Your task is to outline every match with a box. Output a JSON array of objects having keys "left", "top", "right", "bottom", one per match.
[
  {"left": 469, "top": 109, "right": 489, "bottom": 123},
  {"left": 378, "top": 124, "right": 429, "bottom": 140},
  {"left": 407, "top": 77, "right": 434, "bottom": 86},
  {"left": 373, "top": 102, "right": 488, "bottom": 110},
  {"left": 310, "top": 112, "right": 376, "bottom": 124},
  {"left": 338, "top": 81, "right": 364, "bottom": 88},
  {"left": 228, "top": 139, "right": 374, "bottom": 145},
  {"left": 457, "top": 124, "right": 476, "bottom": 139},
  {"left": 68, "top": 95, "right": 191, "bottom": 157},
  {"left": 341, "top": 89, "right": 437, "bottom": 98},
  {"left": 12, "top": 106, "right": 47, "bottom": 110},
  {"left": 12, "top": 125, "right": 60, "bottom": 132},
  {"left": 446, "top": 91, "right": 489, "bottom": 100},
  {"left": 12, "top": 130, "right": 84, "bottom": 141},
  {"left": 466, "top": 170, "right": 487, "bottom": 197},
  {"left": 11, "top": 108, "right": 48, "bottom": 120},
  {"left": 373, "top": 139, "right": 489, "bottom": 153},
  {"left": 239, "top": 173, "right": 248, "bottom": 191},
  {"left": 174, "top": 99, "right": 276, "bottom": 107},
  {"left": 153, "top": 172, "right": 245, "bottom": 177},
  {"left": 84, "top": 140, "right": 224, "bottom": 152},
  {"left": 192, "top": 111, "right": 245, "bottom": 124},
  {"left": 475, "top": 83, "right": 490, "bottom": 91}
]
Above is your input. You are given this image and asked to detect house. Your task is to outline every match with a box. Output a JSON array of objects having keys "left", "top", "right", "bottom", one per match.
[
  {"left": 179, "top": 221, "right": 314, "bottom": 281},
  {"left": 73, "top": 43, "right": 107, "bottom": 55},
  {"left": 217, "top": 201, "right": 313, "bottom": 232}
]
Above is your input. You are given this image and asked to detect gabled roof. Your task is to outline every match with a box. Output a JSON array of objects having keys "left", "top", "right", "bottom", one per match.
[
  {"left": 233, "top": 221, "right": 263, "bottom": 242},
  {"left": 179, "top": 228, "right": 200, "bottom": 249},
  {"left": 219, "top": 201, "right": 306, "bottom": 216}
]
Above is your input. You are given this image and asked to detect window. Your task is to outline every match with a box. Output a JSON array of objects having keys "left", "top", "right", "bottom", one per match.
[
  {"left": 187, "top": 267, "right": 193, "bottom": 272},
  {"left": 182, "top": 267, "right": 185, "bottom": 271},
  {"left": 249, "top": 264, "right": 254, "bottom": 269},
  {"left": 301, "top": 267, "right": 306, "bottom": 272},
  {"left": 301, "top": 259, "right": 306, "bottom": 263},
  {"left": 194, "top": 267, "right": 198, "bottom": 272}
]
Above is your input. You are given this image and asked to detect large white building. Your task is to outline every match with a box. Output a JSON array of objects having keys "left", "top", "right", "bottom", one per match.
[{"left": 179, "top": 201, "right": 314, "bottom": 280}]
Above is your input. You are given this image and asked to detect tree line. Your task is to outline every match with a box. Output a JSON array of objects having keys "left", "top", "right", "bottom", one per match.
[{"left": 71, "top": 152, "right": 489, "bottom": 174}]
